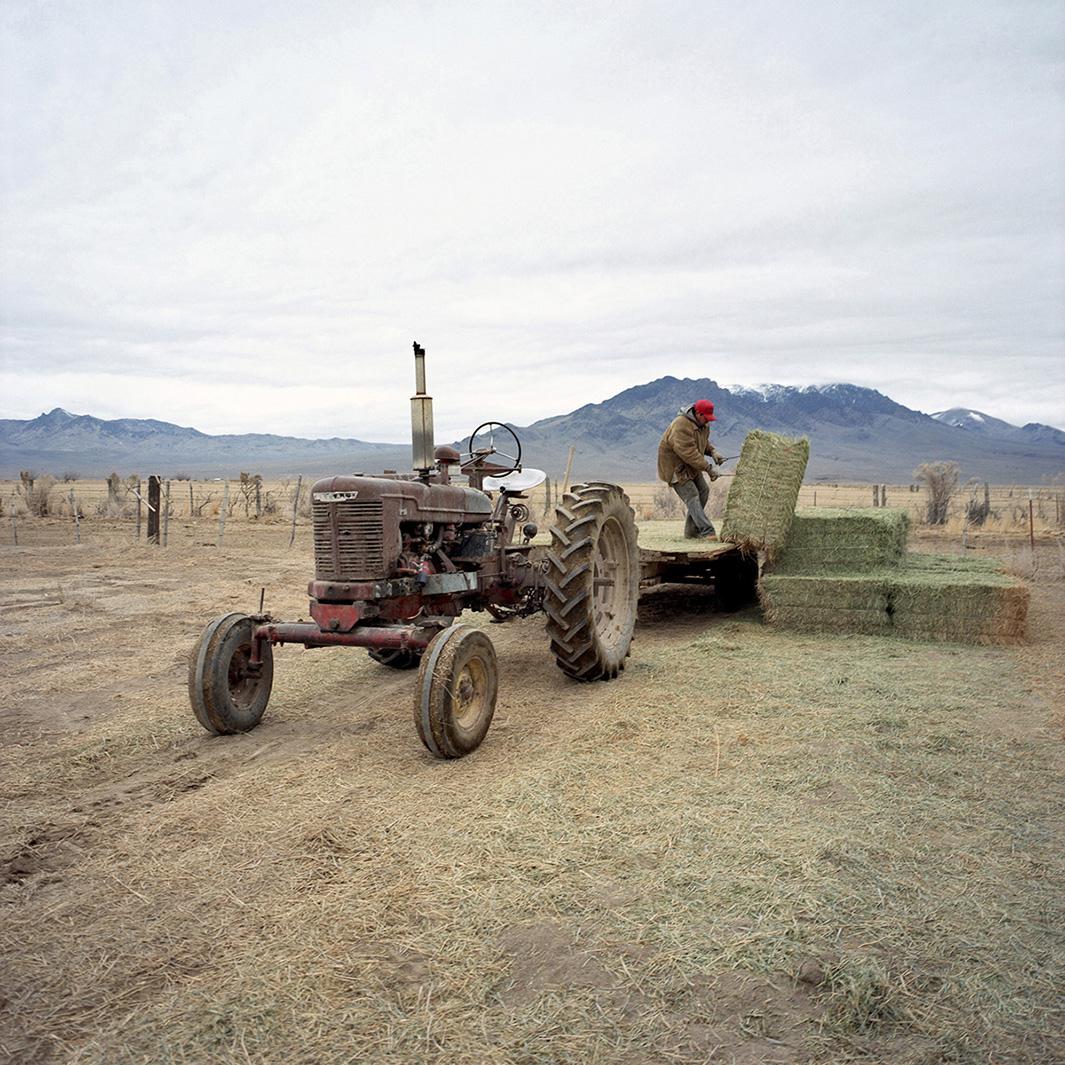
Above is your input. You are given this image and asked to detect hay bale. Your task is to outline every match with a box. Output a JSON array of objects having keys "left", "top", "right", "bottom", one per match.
[
  {"left": 721, "top": 431, "right": 809, "bottom": 560},
  {"left": 760, "top": 572, "right": 891, "bottom": 612},
  {"left": 774, "top": 508, "right": 910, "bottom": 574},
  {"left": 759, "top": 572, "right": 892, "bottom": 635},
  {"left": 759, "top": 553, "right": 1029, "bottom": 645},
  {"left": 759, "top": 602, "right": 894, "bottom": 636},
  {"left": 890, "top": 554, "right": 1029, "bottom": 644}
]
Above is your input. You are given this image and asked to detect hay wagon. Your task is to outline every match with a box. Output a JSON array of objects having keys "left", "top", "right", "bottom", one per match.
[{"left": 634, "top": 539, "right": 759, "bottom": 612}]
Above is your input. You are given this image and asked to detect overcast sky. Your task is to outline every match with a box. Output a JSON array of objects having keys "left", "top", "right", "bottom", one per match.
[{"left": 2, "top": 0, "right": 1063, "bottom": 441}]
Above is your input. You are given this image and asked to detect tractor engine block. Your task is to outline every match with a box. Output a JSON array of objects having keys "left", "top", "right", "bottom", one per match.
[{"left": 310, "top": 475, "right": 494, "bottom": 587}]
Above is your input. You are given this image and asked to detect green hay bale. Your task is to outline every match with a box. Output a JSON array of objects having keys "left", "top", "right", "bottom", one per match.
[
  {"left": 721, "top": 431, "right": 809, "bottom": 560},
  {"left": 758, "top": 603, "right": 892, "bottom": 636},
  {"left": 774, "top": 508, "right": 910, "bottom": 574},
  {"left": 759, "top": 572, "right": 890, "bottom": 612},
  {"left": 890, "top": 554, "right": 1029, "bottom": 643},
  {"left": 759, "top": 552, "right": 1029, "bottom": 645}
]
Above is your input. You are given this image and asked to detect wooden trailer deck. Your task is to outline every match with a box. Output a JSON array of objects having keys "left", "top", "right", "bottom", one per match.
[{"left": 635, "top": 536, "right": 756, "bottom": 608}]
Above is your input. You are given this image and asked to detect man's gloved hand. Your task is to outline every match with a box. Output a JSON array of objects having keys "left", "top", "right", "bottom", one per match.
[
  {"left": 707, "top": 466, "right": 720, "bottom": 481},
  {"left": 709, "top": 447, "right": 725, "bottom": 465}
]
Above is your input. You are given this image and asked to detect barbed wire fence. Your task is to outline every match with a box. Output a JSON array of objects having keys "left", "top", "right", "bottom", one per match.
[{"left": 2, "top": 474, "right": 1063, "bottom": 548}]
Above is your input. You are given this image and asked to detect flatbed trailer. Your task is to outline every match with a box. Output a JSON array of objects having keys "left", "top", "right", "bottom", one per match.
[{"left": 636, "top": 539, "right": 760, "bottom": 610}]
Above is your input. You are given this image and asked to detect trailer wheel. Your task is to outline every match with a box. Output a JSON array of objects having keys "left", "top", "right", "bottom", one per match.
[
  {"left": 368, "top": 647, "right": 422, "bottom": 670},
  {"left": 188, "top": 613, "right": 273, "bottom": 735},
  {"left": 414, "top": 625, "right": 498, "bottom": 758},
  {"left": 544, "top": 482, "right": 640, "bottom": 681}
]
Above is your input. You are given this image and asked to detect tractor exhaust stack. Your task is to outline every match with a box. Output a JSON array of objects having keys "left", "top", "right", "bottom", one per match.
[{"left": 411, "top": 340, "right": 435, "bottom": 476}]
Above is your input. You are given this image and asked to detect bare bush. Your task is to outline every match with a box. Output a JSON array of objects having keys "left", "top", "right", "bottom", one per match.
[
  {"left": 239, "top": 472, "right": 263, "bottom": 517},
  {"left": 18, "top": 474, "right": 57, "bottom": 516},
  {"left": 964, "top": 480, "right": 992, "bottom": 528},
  {"left": 649, "top": 484, "right": 683, "bottom": 519},
  {"left": 914, "top": 461, "right": 959, "bottom": 525}
]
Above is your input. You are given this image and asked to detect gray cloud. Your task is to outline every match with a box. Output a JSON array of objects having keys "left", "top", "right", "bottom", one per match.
[{"left": 1, "top": 0, "right": 1062, "bottom": 441}]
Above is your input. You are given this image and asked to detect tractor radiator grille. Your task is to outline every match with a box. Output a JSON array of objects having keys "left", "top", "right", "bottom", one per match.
[{"left": 313, "top": 500, "right": 385, "bottom": 580}]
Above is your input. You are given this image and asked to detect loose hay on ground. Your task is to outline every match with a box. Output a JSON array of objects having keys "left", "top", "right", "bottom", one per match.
[
  {"left": 1, "top": 528, "right": 1061, "bottom": 1065},
  {"left": 720, "top": 430, "right": 810, "bottom": 560}
]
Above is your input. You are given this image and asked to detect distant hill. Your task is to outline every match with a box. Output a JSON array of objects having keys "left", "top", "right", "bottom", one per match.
[
  {"left": 2, "top": 383, "right": 1063, "bottom": 483},
  {"left": 514, "top": 379, "right": 1065, "bottom": 483},
  {"left": 0, "top": 408, "right": 411, "bottom": 480}
]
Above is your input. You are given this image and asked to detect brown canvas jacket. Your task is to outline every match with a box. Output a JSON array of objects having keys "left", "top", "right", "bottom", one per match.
[{"left": 657, "top": 406, "right": 715, "bottom": 485}]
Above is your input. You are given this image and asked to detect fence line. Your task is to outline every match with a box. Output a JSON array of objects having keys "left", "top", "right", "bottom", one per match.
[{"left": 2, "top": 476, "right": 1063, "bottom": 548}]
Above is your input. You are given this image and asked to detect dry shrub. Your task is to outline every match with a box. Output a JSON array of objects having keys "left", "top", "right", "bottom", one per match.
[
  {"left": 18, "top": 473, "right": 57, "bottom": 516},
  {"left": 238, "top": 472, "right": 263, "bottom": 518},
  {"left": 649, "top": 485, "right": 682, "bottom": 519},
  {"left": 914, "top": 461, "right": 959, "bottom": 525},
  {"left": 964, "top": 480, "right": 992, "bottom": 527}
]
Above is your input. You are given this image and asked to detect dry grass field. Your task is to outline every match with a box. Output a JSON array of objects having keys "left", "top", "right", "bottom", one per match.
[{"left": 1, "top": 511, "right": 1064, "bottom": 1064}]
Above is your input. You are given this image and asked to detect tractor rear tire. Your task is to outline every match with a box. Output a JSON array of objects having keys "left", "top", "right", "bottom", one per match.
[
  {"left": 188, "top": 613, "right": 273, "bottom": 735},
  {"left": 544, "top": 482, "right": 640, "bottom": 681},
  {"left": 414, "top": 625, "right": 498, "bottom": 759}
]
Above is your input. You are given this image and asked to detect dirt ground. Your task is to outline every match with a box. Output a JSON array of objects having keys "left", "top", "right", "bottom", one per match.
[{"left": 1, "top": 521, "right": 1063, "bottom": 1064}]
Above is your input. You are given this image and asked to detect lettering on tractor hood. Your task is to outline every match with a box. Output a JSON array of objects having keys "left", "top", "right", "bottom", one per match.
[{"left": 313, "top": 490, "right": 359, "bottom": 503}]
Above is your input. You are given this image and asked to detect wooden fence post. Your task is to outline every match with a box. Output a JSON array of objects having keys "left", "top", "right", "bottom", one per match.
[
  {"left": 163, "top": 481, "right": 171, "bottom": 547},
  {"left": 10, "top": 511, "right": 16, "bottom": 546},
  {"left": 135, "top": 480, "right": 142, "bottom": 539},
  {"left": 69, "top": 489, "right": 80, "bottom": 544},
  {"left": 872, "top": 485, "right": 879, "bottom": 507},
  {"left": 189, "top": 481, "right": 194, "bottom": 518},
  {"left": 148, "top": 476, "right": 161, "bottom": 544},
  {"left": 561, "top": 446, "right": 575, "bottom": 496},
  {"left": 218, "top": 483, "right": 229, "bottom": 545},
  {"left": 289, "top": 476, "right": 303, "bottom": 548}
]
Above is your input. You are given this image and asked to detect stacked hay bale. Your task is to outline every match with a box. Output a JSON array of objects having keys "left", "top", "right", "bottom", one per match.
[
  {"left": 720, "top": 431, "right": 809, "bottom": 561},
  {"left": 888, "top": 555, "right": 1029, "bottom": 643},
  {"left": 773, "top": 507, "right": 910, "bottom": 572},
  {"left": 758, "top": 571, "right": 894, "bottom": 635},
  {"left": 760, "top": 508, "right": 1028, "bottom": 645}
]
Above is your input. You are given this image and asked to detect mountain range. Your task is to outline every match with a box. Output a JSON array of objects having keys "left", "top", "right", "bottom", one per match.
[{"left": 1, "top": 379, "right": 1063, "bottom": 483}]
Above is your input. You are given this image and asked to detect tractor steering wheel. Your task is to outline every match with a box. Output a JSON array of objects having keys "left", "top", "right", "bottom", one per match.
[{"left": 464, "top": 422, "right": 522, "bottom": 476}]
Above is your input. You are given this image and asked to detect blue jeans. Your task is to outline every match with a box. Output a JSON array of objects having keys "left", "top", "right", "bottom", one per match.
[{"left": 672, "top": 474, "right": 716, "bottom": 537}]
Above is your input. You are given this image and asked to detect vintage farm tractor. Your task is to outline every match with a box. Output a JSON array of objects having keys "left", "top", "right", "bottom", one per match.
[{"left": 188, "top": 342, "right": 640, "bottom": 758}]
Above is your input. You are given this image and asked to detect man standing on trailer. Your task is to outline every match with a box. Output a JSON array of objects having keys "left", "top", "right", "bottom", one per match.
[{"left": 657, "top": 399, "right": 725, "bottom": 539}]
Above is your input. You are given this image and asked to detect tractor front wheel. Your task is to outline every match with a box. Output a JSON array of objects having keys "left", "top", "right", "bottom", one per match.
[
  {"left": 414, "top": 625, "right": 498, "bottom": 758},
  {"left": 188, "top": 613, "right": 274, "bottom": 735},
  {"left": 544, "top": 482, "right": 640, "bottom": 681}
]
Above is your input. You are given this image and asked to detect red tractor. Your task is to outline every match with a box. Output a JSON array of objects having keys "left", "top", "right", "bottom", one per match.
[{"left": 189, "top": 343, "right": 640, "bottom": 758}]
